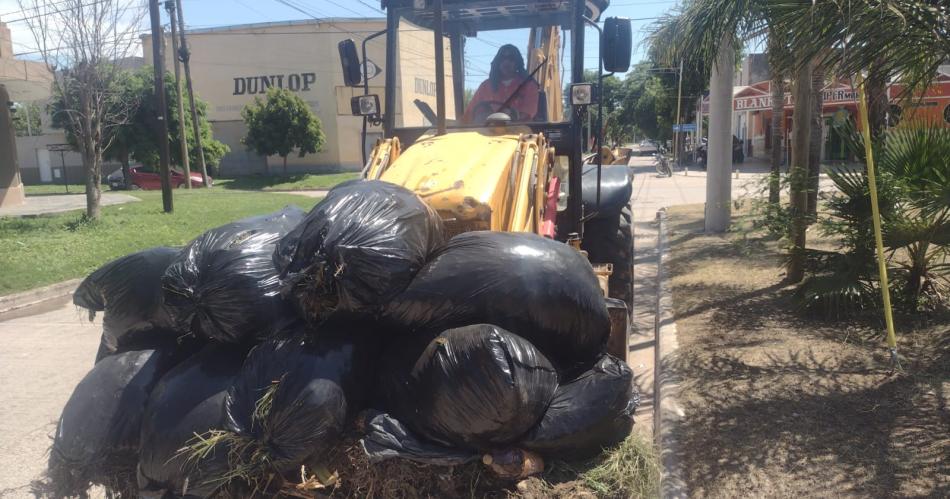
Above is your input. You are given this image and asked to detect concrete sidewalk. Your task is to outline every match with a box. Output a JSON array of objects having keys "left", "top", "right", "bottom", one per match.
[
  {"left": 0, "top": 298, "right": 102, "bottom": 498},
  {"left": 0, "top": 193, "right": 140, "bottom": 218}
]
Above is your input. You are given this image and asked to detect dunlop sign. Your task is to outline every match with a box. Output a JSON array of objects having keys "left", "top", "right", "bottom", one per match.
[{"left": 233, "top": 72, "right": 318, "bottom": 95}]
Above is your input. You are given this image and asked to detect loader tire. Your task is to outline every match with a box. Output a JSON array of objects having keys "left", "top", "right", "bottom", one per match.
[{"left": 583, "top": 205, "right": 633, "bottom": 313}]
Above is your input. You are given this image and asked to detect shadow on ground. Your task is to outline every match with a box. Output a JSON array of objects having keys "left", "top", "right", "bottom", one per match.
[{"left": 663, "top": 204, "right": 949, "bottom": 498}]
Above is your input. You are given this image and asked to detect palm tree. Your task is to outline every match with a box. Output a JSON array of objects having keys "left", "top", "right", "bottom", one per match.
[
  {"left": 767, "top": 32, "right": 785, "bottom": 205},
  {"left": 787, "top": 60, "right": 813, "bottom": 283},
  {"left": 767, "top": 0, "right": 950, "bottom": 138},
  {"left": 653, "top": 0, "right": 949, "bottom": 281},
  {"left": 807, "top": 66, "right": 825, "bottom": 217}
]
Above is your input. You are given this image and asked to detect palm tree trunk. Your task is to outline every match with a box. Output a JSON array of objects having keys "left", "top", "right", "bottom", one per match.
[
  {"left": 767, "top": 31, "right": 785, "bottom": 205},
  {"left": 787, "top": 60, "right": 813, "bottom": 283},
  {"left": 282, "top": 155, "right": 288, "bottom": 175},
  {"left": 866, "top": 58, "right": 889, "bottom": 142},
  {"left": 769, "top": 76, "right": 783, "bottom": 205},
  {"left": 807, "top": 67, "right": 824, "bottom": 217}
]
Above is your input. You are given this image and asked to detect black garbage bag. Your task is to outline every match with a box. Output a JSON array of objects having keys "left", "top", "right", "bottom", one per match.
[
  {"left": 359, "top": 410, "right": 480, "bottom": 465},
  {"left": 219, "top": 325, "right": 375, "bottom": 480},
  {"left": 384, "top": 231, "right": 610, "bottom": 373},
  {"left": 522, "top": 354, "right": 639, "bottom": 459},
  {"left": 381, "top": 324, "right": 558, "bottom": 451},
  {"left": 162, "top": 206, "right": 305, "bottom": 344},
  {"left": 138, "top": 344, "right": 249, "bottom": 499},
  {"left": 74, "top": 247, "right": 180, "bottom": 352},
  {"left": 43, "top": 349, "right": 175, "bottom": 497},
  {"left": 273, "top": 180, "right": 444, "bottom": 324},
  {"left": 94, "top": 327, "right": 202, "bottom": 364}
]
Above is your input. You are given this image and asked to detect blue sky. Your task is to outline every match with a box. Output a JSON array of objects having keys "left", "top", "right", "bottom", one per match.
[
  {"left": 178, "top": 0, "right": 681, "bottom": 88},
  {"left": 1, "top": 0, "right": 682, "bottom": 88}
]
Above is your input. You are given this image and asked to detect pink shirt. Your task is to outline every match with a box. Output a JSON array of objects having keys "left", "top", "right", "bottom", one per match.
[{"left": 463, "top": 77, "right": 540, "bottom": 123}]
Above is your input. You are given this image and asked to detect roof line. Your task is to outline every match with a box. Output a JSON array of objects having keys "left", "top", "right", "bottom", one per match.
[{"left": 168, "top": 18, "right": 386, "bottom": 36}]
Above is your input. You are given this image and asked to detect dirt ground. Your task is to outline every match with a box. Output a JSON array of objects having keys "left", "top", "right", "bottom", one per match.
[{"left": 664, "top": 204, "right": 949, "bottom": 498}]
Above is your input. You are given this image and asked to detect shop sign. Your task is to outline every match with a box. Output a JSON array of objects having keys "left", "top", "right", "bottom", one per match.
[
  {"left": 233, "top": 72, "right": 318, "bottom": 95},
  {"left": 733, "top": 86, "right": 858, "bottom": 112}
]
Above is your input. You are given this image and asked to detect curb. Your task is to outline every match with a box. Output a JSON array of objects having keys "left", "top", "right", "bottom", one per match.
[
  {"left": 654, "top": 209, "right": 687, "bottom": 499},
  {"left": 0, "top": 279, "right": 80, "bottom": 315}
]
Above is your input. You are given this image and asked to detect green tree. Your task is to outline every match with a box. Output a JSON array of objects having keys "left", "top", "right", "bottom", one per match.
[
  {"left": 52, "top": 67, "right": 229, "bottom": 181},
  {"left": 241, "top": 87, "right": 326, "bottom": 174},
  {"left": 12, "top": 102, "right": 42, "bottom": 137},
  {"left": 125, "top": 68, "right": 229, "bottom": 176}
]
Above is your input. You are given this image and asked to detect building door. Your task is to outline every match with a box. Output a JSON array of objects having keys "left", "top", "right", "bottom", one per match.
[
  {"left": 825, "top": 117, "right": 848, "bottom": 161},
  {"left": 36, "top": 148, "right": 52, "bottom": 182}
]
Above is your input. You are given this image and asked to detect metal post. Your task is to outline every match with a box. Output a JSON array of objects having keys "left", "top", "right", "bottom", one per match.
[
  {"left": 450, "top": 32, "right": 465, "bottom": 119},
  {"left": 568, "top": 0, "right": 586, "bottom": 236},
  {"left": 653, "top": 209, "right": 664, "bottom": 441},
  {"left": 433, "top": 0, "right": 446, "bottom": 135},
  {"left": 673, "top": 58, "right": 683, "bottom": 166},
  {"left": 174, "top": 0, "right": 209, "bottom": 187},
  {"left": 383, "top": 10, "right": 398, "bottom": 136},
  {"left": 149, "top": 0, "right": 173, "bottom": 212},
  {"left": 165, "top": 1, "right": 191, "bottom": 188},
  {"left": 361, "top": 29, "right": 387, "bottom": 166}
]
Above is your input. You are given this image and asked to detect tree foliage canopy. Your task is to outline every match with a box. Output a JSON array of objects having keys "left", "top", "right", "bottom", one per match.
[
  {"left": 241, "top": 88, "right": 326, "bottom": 166},
  {"left": 50, "top": 67, "right": 229, "bottom": 173}
]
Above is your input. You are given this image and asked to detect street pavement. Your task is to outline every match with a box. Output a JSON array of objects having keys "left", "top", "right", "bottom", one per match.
[
  {"left": 0, "top": 297, "right": 102, "bottom": 498},
  {"left": 0, "top": 193, "right": 139, "bottom": 218}
]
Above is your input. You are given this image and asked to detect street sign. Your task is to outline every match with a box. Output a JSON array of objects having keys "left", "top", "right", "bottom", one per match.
[{"left": 672, "top": 123, "right": 697, "bottom": 132}]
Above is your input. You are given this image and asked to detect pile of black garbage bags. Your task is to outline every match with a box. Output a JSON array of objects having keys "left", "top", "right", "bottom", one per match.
[{"left": 46, "top": 180, "right": 639, "bottom": 498}]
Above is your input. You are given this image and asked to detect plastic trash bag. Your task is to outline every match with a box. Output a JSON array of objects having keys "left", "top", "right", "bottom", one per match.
[
  {"left": 46, "top": 349, "right": 174, "bottom": 497},
  {"left": 381, "top": 324, "right": 558, "bottom": 451},
  {"left": 384, "top": 231, "right": 610, "bottom": 373},
  {"left": 162, "top": 207, "right": 304, "bottom": 344},
  {"left": 273, "top": 180, "right": 444, "bottom": 324},
  {"left": 223, "top": 325, "right": 375, "bottom": 475},
  {"left": 94, "top": 328, "right": 202, "bottom": 365},
  {"left": 522, "top": 354, "right": 639, "bottom": 459},
  {"left": 138, "top": 344, "right": 249, "bottom": 499},
  {"left": 359, "top": 410, "right": 479, "bottom": 466},
  {"left": 74, "top": 247, "right": 180, "bottom": 352}
]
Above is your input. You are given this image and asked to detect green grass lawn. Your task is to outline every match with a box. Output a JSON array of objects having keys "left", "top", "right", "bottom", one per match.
[
  {"left": 24, "top": 184, "right": 88, "bottom": 196},
  {"left": 0, "top": 190, "right": 320, "bottom": 295},
  {"left": 215, "top": 172, "right": 359, "bottom": 191},
  {"left": 23, "top": 172, "right": 358, "bottom": 196}
]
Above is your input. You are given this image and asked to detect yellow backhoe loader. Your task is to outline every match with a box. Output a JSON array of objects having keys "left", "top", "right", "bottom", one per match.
[{"left": 338, "top": 0, "right": 634, "bottom": 357}]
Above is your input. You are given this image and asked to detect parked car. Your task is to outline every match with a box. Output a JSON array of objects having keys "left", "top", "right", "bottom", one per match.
[
  {"left": 637, "top": 140, "right": 658, "bottom": 156},
  {"left": 107, "top": 165, "right": 211, "bottom": 190},
  {"left": 696, "top": 136, "right": 745, "bottom": 169}
]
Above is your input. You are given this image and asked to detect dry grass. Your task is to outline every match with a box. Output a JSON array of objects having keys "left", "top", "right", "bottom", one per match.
[
  {"left": 316, "top": 432, "right": 658, "bottom": 499},
  {"left": 31, "top": 449, "right": 138, "bottom": 499},
  {"left": 178, "top": 380, "right": 284, "bottom": 496},
  {"left": 664, "top": 203, "right": 949, "bottom": 498}
]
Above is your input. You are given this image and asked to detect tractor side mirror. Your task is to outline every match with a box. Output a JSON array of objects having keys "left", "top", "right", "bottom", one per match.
[
  {"left": 338, "top": 39, "right": 362, "bottom": 87},
  {"left": 602, "top": 17, "right": 632, "bottom": 73}
]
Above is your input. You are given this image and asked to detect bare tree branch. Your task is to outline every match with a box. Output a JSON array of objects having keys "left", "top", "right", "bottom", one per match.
[{"left": 17, "top": 0, "right": 147, "bottom": 219}]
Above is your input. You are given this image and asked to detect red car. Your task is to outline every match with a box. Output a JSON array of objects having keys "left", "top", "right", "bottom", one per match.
[{"left": 107, "top": 165, "right": 211, "bottom": 190}]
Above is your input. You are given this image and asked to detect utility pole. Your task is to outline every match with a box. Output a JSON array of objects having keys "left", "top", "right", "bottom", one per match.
[
  {"left": 165, "top": 1, "right": 191, "bottom": 188},
  {"left": 149, "top": 0, "right": 173, "bottom": 212},
  {"left": 174, "top": 0, "right": 209, "bottom": 187},
  {"left": 673, "top": 58, "right": 684, "bottom": 165}
]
